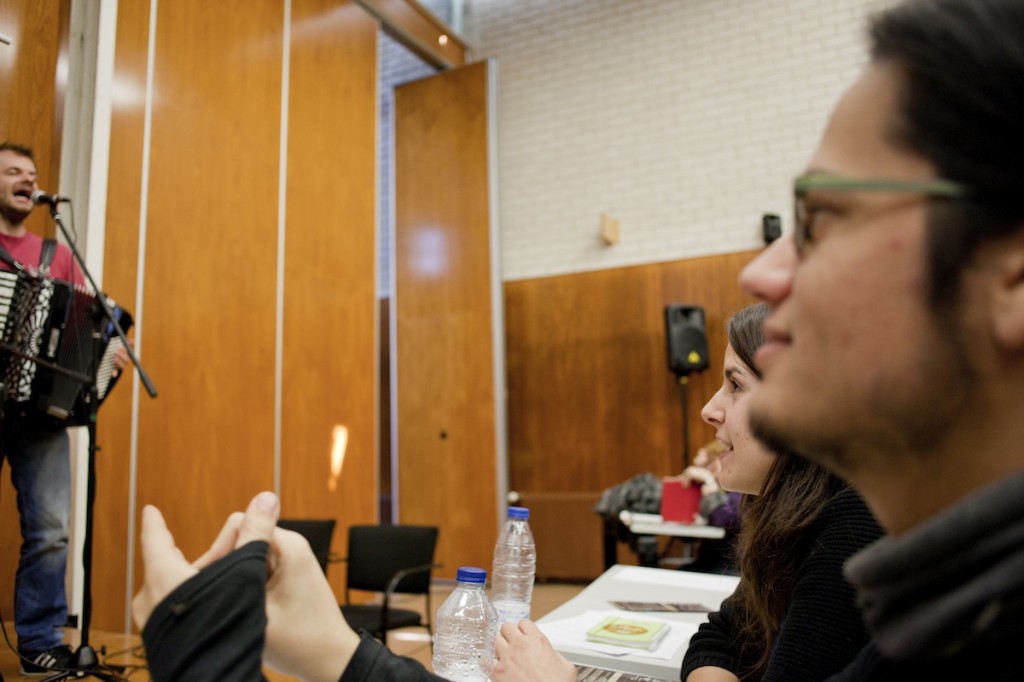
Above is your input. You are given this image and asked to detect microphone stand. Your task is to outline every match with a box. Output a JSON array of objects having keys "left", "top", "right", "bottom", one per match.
[
  {"left": 47, "top": 200, "right": 156, "bottom": 398},
  {"left": 40, "top": 200, "right": 157, "bottom": 682},
  {"left": 677, "top": 373, "right": 691, "bottom": 470}
]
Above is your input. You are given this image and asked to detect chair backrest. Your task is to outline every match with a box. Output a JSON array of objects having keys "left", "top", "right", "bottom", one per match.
[
  {"left": 346, "top": 524, "right": 439, "bottom": 595},
  {"left": 278, "top": 519, "right": 336, "bottom": 574}
]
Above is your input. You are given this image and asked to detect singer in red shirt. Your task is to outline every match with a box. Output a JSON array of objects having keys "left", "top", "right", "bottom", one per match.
[{"left": 0, "top": 141, "right": 84, "bottom": 675}]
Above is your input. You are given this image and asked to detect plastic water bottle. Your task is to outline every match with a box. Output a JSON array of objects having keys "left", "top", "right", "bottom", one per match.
[
  {"left": 491, "top": 506, "right": 536, "bottom": 625},
  {"left": 432, "top": 567, "right": 499, "bottom": 682}
]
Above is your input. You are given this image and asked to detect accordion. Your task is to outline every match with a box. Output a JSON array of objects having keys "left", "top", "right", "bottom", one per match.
[{"left": 0, "top": 269, "right": 132, "bottom": 425}]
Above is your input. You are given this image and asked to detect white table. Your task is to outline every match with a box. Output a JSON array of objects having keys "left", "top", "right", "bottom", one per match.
[
  {"left": 618, "top": 511, "right": 726, "bottom": 540},
  {"left": 539, "top": 564, "right": 739, "bottom": 681},
  {"left": 616, "top": 511, "right": 728, "bottom": 570}
]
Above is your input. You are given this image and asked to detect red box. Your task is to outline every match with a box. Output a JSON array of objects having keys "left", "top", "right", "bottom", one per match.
[{"left": 661, "top": 480, "right": 702, "bottom": 524}]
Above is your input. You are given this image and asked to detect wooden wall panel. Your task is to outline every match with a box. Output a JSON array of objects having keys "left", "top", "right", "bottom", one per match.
[
  {"left": 0, "top": 0, "right": 66, "bottom": 230},
  {"left": 505, "top": 251, "right": 757, "bottom": 579},
  {"left": 90, "top": 0, "right": 150, "bottom": 633},
  {"left": 92, "top": 0, "right": 384, "bottom": 630},
  {"left": 131, "top": 0, "right": 282, "bottom": 565},
  {"left": 280, "top": 0, "right": 378, "bottom": 599},
  {"left": 0, "top": 0, "right": 69, "bottom": 621},
  {"left": 394, "top": 61, "right": 499, "bottom": 579}
]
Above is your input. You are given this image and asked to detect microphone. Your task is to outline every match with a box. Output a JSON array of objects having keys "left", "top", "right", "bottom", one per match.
[{"left": 30, "top": 190, "right": 70, "bottom": 206}]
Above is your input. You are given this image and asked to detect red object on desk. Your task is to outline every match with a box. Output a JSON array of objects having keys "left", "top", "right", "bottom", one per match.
[{"left": 661, "top": 480, "right": 702, "bottom": 523}]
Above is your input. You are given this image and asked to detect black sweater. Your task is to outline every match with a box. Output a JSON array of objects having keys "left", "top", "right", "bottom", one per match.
[
  {"left": 826, "top": 469, "right": 1024, "bottom": 682},
  {"left": 680, "top": 488, "right": 883, "bottom": 682}
]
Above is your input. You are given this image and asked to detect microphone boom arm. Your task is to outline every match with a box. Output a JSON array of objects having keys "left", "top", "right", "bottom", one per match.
[{"left": 46, "top": 201, "right": 157, "bottom": 398}]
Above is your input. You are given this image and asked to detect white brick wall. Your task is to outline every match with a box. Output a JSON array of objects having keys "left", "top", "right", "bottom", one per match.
[{"left": 464, "top": 0, "right": 894, "bottom": 281}]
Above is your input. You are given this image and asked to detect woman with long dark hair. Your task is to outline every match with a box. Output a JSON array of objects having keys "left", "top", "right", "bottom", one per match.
[{"left": 681, "top": 303, "right": 883, "bottom": 681}]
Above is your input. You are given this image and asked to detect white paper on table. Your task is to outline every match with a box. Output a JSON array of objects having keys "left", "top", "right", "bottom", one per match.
[{"left": 538, "top": 609, "right": 698, "bottom": 661}]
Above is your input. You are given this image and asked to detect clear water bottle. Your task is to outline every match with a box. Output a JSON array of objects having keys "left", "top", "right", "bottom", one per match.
[
  {"left": 491, "top": 506, "right": 536, "bottom": 625},
  {"left": 432, "top": 567, "right": 499, "bottom": 682}
]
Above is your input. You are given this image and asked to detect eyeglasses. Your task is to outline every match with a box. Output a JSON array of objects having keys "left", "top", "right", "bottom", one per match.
[{"left": 793, "top": 173, "right": 967, "bottom": 254}]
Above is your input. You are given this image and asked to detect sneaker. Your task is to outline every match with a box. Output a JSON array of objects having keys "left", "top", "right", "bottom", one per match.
[{"left": 20, "top": 644, "right": 73, "bottom": 675}]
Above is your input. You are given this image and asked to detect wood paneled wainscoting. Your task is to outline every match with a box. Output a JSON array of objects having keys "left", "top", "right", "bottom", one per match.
[{"left": 505, "top": 251, "right": 758, "bottom": 580}]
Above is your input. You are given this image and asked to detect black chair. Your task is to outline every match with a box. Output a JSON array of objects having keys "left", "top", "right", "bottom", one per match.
[
  {"left": 277, "top": 519, "right": 338, "bottom": 573},
  {"left": 337, "top": 524, "right": 440, "bottom": 644}
]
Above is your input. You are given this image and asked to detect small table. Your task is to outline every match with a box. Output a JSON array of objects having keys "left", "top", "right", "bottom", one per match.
[
  {"left": 607, "top": 511, "right": 727, "bottom": 569},
  {"left": 540, "top": 564, "right": 738, "bottom": 681},
  {"left": 618, "top": 511, "right": 727, "bottom": 540}
]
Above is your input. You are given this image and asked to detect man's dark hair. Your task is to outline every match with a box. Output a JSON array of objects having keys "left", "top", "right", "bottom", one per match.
[
  {"left": 0, "top": 141, "right": 35, "bottom": 161},
  {"left": 870, "top": 0, "right": 1024, "bottom": 305}
]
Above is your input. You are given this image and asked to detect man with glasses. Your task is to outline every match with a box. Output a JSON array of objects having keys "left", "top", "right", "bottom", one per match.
[{"left": 741, "top": 0, "right": 1024, "bottom": 678}]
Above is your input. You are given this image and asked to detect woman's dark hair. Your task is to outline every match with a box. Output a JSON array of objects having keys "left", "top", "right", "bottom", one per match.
[
  {"left": 726, "top": 302, "right": 769, "bottom": 380},
  {"left": 724, "top": 303, "right": 847, "bottom": 679},
  {"left": 869, "top": 0, "right": 1024, "bottom": 306}
]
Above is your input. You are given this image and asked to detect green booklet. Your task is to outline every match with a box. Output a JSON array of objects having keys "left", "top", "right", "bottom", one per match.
[{"left": 585, "top": 615, "right": 670, "bottom": 651}]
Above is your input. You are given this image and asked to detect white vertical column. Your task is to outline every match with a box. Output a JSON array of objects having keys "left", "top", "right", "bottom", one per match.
[
  {"left": 274, "top": 0, "right": 292, "bottom": 498},
  {"left": 486, "top": 58, "right": 508, "bottom": 523},
  {"left": 61, "top": 0, "right": 120, "bottom": 629},
  {"left": 122, "top": 0, "right": 160, "bottom": 632}
]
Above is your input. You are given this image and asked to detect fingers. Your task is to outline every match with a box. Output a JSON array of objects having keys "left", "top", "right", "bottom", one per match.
[
  {"left": 683, "top": 466, "right": 711, "bottom": 481},
  {"left": 192, "top": 491, "right": 280, "bottom": 570},
  {"left": 514, "top": 619, "right": 543, "bottom": 637},
  {"left": 192, "top": 511, "right": 245, "bottom": 570},
  {"left": 236, "top": 491, "right": 280, "bottom": 547},
  {"left": 138, "top": 505, "right": 175, "bottom": 568},
  {"left": 497, "top": 621, "right": 518, "bottom": 648},
  {"left": 497, "top": 619, "right": 539, "bottom": 646},
  {"left": 133, "top": 505, "right": 193, "bottom": 630},
  {"left": 132, "top": 493, "right": 280, "bottom": 633},
  {"left": 492, "top": 620, "right": 574, "bottom": 682}
]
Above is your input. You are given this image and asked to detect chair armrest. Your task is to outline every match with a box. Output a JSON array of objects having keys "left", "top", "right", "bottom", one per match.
[{"left": 383, "top": 562, "right": 442, "bottom": 599}]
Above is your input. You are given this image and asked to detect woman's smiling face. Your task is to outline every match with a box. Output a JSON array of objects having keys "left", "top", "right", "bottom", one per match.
[{"left": 700, "top": 344, "right": 777, "bottom": 495}]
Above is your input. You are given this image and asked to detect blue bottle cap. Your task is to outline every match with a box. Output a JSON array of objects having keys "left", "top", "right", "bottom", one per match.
[
  {"left": 507, "top": 506, "right": 529, "bottom": 520},
  {"left": 456, "top": 567, "right": 488, "bottom": 584}
]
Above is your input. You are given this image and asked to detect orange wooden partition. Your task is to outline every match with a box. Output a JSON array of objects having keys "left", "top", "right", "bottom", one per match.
[
  {"left": 93, "top": 0, "right": 379, "bottom": 629},
  {"left": 393, "top": 61, "right": 502, "bottom": 579}
]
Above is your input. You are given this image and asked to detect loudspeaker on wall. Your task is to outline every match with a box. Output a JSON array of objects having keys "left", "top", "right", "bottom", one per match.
[
  {"left": 664, "top": 304, "right": 709, "bottom": 376},
  {"left": 762, "top": 213, "right": 782, "bottom": 244}
]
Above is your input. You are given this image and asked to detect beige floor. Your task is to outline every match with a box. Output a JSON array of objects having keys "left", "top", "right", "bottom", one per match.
[{"left": 0, "top": 582, "right": 584, "bottom": 681}]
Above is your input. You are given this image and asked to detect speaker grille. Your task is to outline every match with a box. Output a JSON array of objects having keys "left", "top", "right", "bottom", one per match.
[{"left": 665, "top": 304, "right": 709, "bottom": 376}]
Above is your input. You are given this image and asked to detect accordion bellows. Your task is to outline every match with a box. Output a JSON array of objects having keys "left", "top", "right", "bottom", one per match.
[{"left": 0, "top": 269, "right": 131, "bottom": 424}]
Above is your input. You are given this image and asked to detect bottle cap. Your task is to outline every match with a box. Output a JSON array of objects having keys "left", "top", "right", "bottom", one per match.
[
  {"left": 456, "top": 567, "right": 488, "bottom": 584},
  {"left": 507, "top": 506, "right": 529, "bottom": 520}
]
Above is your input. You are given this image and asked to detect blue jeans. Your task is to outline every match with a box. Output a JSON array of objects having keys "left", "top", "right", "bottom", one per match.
[{"left": 2, "top": 417, "right": 70, "bottom": 654}]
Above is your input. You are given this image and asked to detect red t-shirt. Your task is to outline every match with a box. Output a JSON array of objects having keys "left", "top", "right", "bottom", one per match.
[{"left": 0, "top": 232, "right": 84, "bottom": 286}]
